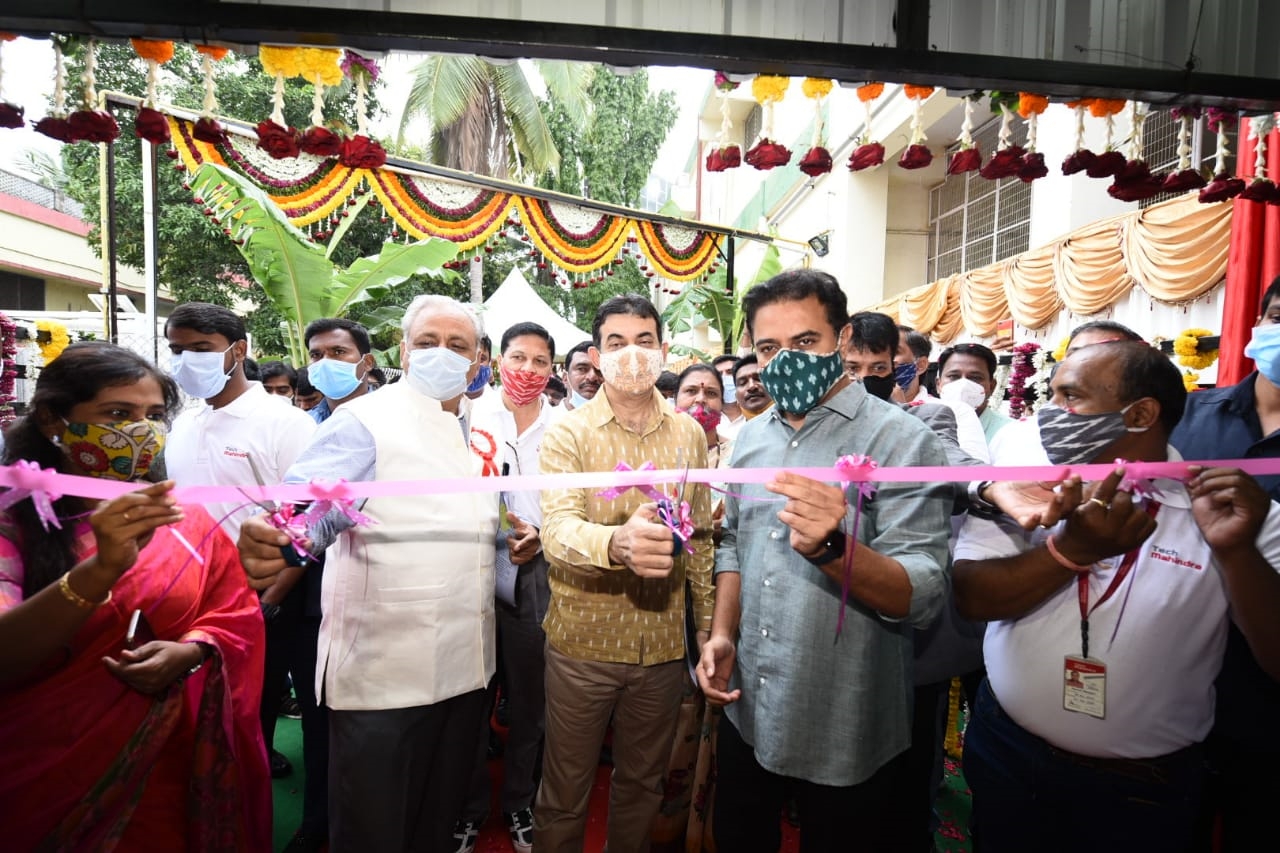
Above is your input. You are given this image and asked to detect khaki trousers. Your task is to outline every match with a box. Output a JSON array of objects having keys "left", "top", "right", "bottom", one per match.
[{"left": 534, "top": 643, "right": 685, "bottom": 853}]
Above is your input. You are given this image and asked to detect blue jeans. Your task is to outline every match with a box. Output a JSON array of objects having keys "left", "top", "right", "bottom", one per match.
[{"left": 964, "top": 679, "right": 1205, "bottom": 853}]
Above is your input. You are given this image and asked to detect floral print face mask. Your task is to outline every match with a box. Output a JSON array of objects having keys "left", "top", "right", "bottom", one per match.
[{"left": 56, "top": 419, "right": 167, "bottom": 481}]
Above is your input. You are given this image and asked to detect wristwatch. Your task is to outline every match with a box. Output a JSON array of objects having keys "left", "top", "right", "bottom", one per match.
[
  {"left": 967, "top": 480, "right": 1001, "bottom": 517},
  {"left": 802, "top": 530, "right": 847, "bottom": 566}
]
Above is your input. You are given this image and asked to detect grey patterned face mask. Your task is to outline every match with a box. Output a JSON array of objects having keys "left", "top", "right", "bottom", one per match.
[
  {"left": 1036, "top": 402, "right": 1143, "bottom": 465},
  {"left": 758, "top": 349, "right": 845, "bottom": 415}
]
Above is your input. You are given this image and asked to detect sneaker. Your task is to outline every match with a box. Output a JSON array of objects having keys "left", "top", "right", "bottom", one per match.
[
  {"left": 279, "top": 696, "right": 303, "bottom": 719},
  {"left": 451, "top": 819, "right": 481, "bottom": 853},
  {"left": 505, "top": 808, "right": 534, "bottom": 852}
]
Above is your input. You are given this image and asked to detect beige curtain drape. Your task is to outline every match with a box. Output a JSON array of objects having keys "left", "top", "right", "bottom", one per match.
[{"left": 855, "top": 195, "right": 1233, "bottom": 338}]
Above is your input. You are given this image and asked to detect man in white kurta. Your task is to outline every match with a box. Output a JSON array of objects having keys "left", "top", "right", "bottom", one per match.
[{"left": 238, "top": 296, "right": 499, "bottom": 853}]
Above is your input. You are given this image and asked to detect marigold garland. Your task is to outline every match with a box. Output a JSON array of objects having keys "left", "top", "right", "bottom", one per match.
[
  {"left": 856, "top": 82, "right": 884, "bottom": 102},
  {"left": 1017, "top": 92, "right": 1049, "bottom": 118},
  {"left": 130, "top": 39, "right": 174, "bottom": 65},
  {"left": 750, "top": 75, "right": 789, "bottom": 104},
  {"left": 801, "top": 77, "right": 833, "bottom": 99},
  {"left": 35, "top": 319, "right": 70, "bottom": 364},
  {"left": 903, "top": 84, "right": 934, "bottom": 100},
  {"left": 195, "top": 44, "right": 230, "bottom": 61},
  {"left": 259, "top": 45, "right": 301, "bottom": 79},
  {"left": 1173, "top": 327, "right": 1219, "bottom": 369},
  {"left": 1052, "top": 335, "right": 1070, "bottom": 363},
  {"left": 1183, "top": 370, "right": 1201, "bottom": 392}
]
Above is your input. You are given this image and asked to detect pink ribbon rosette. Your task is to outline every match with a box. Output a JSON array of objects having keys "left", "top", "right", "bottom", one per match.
[
  {"left": 834, "top": 454, "right": 878, "bottom": 638},
  {"left": 0, "top": 459, "right": 64, "bottom": 530},
  {"left": 597, "top": 461, "right": 694, "bottom": 555}
]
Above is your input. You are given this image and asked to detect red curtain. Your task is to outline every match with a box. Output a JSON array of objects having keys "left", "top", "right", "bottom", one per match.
[{"left": 1217, "top": 125, "right": 1280, "bottom": 387}]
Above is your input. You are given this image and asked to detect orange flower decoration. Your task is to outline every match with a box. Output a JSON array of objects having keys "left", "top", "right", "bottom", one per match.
[
  {"left": 903, "top": 84, "right": 934, "bottom": 100},
  {"left": 857, "top": 82, "right": 884, "bottom": 102},
  {"left": 1088, "top": 98, "right": 1127, "bottom": 118},
  {"left": 1017, "top": 93, "right": 1049, "bottom": 118},
  {"left": 130, "top": 39, "right": 175, "bottom": 64},
  {"left": 195, "top": 44, "right": 230, "bottom": 61},
  {"left": 0, "top": 33, "right": 18, "bottom": 42}
]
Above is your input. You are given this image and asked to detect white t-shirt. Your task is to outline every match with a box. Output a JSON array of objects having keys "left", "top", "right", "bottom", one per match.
[
  {"left": 955, "top": 469, "right": 1280, "bottom": 758},
  {"left": 470, "top": 390, "right": 563, "bottom": 531},
  {"left": 165, "top": 383, "right": 318, "bottom": 541}
]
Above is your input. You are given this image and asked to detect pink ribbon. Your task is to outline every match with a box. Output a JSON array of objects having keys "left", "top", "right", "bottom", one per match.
[
  {"left": 301, "top": 479, "right": 378, "bottom": 530},
  {"left": 597, "top": 462, "right": 694, "bottom": 554},
  {"left": 833, "top": 455, "right": 878, "bottom": 639},
  {"left": 0, "top": 460, "right": 64, "bottom": 530},
  {"left": 267, "top": 503, "right": 316, "bottom": 563}
]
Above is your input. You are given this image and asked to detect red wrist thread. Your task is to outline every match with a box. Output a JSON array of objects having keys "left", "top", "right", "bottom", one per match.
[{"left": 1045, "top": 535, "right": 1093, "bottom": 573}]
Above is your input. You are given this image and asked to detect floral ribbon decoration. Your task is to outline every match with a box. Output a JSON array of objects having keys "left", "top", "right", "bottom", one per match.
[
  {"left": 597, "top": 462, "right": 695, "bottom": 555},
  {"left": 300, "top": 479, "right": 377, "bottom": 530},
  {"left": 0, "top": 460, "right": 63, "bottom": 530},
  {"left": 470, "top": 428, "right": 501, "bottom": 477},
  {"left": 834, "top": 455, "right": 877, "bottom": 639}
]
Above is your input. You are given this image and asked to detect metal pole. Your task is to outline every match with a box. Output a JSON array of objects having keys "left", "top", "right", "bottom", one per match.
[
  {"left": 105, "top": 138, "right": 119, "bottom": 344},
  {"left": 141, "top": 138, "right": 159, "bottom": 361},
  {"left": 724, "top": 237, "right": 735, "bottom": 354}
]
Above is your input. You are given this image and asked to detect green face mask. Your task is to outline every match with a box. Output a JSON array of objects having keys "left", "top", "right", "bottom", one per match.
[{"left": 758, "top": 349, "right": 845, "bottom": 415}]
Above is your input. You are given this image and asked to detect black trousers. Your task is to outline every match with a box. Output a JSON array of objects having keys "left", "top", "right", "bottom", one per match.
[
  {"left": 713, "top": 715, "right": 913, "bottom": 853},
  {"left": 329, "top": 689, "right": 487, "bottom": 853}
]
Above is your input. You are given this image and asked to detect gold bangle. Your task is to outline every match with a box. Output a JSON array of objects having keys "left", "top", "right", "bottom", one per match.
[{"left": 58, "top": 573, "right": 110, "bottom": 609}]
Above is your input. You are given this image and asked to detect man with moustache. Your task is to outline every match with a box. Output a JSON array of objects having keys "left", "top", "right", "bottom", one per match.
[
  {"left": 732, "top": 354, "right": 773, "bottom": 420},
  {"left": 561, "top": 340, "right": 603, "bottom": 411}
]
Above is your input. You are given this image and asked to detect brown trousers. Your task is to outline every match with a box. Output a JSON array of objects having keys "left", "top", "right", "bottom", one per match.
[{"left": 534, "top": 643, "right": 685, "bottom": 853}]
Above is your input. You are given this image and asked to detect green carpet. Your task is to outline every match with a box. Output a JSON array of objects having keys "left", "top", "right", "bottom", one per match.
[{"left": 270, "top": 717, "right": 306, "bottom": 852}]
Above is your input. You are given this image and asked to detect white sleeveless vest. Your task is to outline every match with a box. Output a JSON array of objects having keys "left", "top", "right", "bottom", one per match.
[{"left": 316, "top": 381, "right": 498, "bottom": 711}]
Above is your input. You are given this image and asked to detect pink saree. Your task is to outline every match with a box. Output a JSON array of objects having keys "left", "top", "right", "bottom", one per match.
[{"left": 0, "top": 506, "right": 270, "bottom": 852}]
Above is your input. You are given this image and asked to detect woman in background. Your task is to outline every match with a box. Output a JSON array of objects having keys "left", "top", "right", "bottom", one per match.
[{"left": 0, "top": 342, "right": 269, "bottom": 851}]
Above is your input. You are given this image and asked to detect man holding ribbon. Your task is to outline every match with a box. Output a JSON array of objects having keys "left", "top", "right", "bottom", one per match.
[
  {"left": 953, "top": 340, "right": 1280, "bottom": 853},
  {"left": 238, "top": 295, "right": 499, "bottom": 853},
  {"left": 534, "top": 294, "right": 713, "bottom": 852},
  {"left": 163, "top": 302, "right": 317, "bottom": 786},
  {"left": 698, "top": 270, "right": 951, "bottom": 851}
]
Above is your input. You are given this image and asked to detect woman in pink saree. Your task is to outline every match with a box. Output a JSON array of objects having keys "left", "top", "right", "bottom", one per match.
[{"left": 0, "top": 342, "right": 270, "bottom": 851}]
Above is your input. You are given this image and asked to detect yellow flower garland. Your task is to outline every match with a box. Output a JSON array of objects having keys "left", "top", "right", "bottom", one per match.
[
  {"left": 801, "top": 77, "right": 833, "bottom": 100},
  {"left": 36, "top": 319, "right": 70, "bottom": 364},
  {"left": 1052, "top": 335, "right": 1070, "bottom": 363},
  {"left": 258, "top": 45, "right": 300, "bottom": 79},
  {"left": 751, "top": 74, "right": 790, "bottom": 105},
  {"left": 1183, "top": 370, "right": 1201, "bottom": 392},
  {"left": 1173, "top": 327, "right": 1218, "bottom": 370}
]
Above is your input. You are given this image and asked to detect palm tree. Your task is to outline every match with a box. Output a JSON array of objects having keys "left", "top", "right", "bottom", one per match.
[{"left": 397, "top": 55, "right": 593, "bottom": 303}]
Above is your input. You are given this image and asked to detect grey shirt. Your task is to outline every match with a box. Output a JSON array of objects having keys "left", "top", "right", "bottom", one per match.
[{"left": 718, "top": 381, "right": 952, "bottom": 786}]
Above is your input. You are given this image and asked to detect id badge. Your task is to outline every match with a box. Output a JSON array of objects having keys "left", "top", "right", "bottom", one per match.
[{"left": 1063, "top": 655, "right": 1106, "bottom": 719}]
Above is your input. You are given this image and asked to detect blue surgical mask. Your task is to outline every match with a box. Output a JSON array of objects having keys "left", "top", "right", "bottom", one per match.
[
  {"left": 170, "top": 346, "right": 234, "bottom": 400},
  {"left": 894, "top": 361, "right": 918, "bottom": 391},
  {"left": 308, "top": 358, "right": 364, "bottom": 400},
  {"left": 408, "top": 347, "right": 474, "bottom": 400},
  {"left": 1246, "top": 323, "right": 1280, "bottom": 384},
  {"left": 467, "top": 364, "right": 492, "bottom": 394},
  {"left": 569, "top": 389, "right": 591, "bottom": 409},
  {"left": 722, "top": 373, "right": 737, "bottom": 404}
]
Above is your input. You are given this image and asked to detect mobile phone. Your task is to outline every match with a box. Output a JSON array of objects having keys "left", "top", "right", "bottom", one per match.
[{"left": 126, "top": 609, "right": 157, "bottom": 650}]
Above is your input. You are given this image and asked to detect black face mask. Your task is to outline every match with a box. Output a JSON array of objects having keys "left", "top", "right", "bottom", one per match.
[{"left": 861, "top": 374, "right": 896, "bottom": 401}]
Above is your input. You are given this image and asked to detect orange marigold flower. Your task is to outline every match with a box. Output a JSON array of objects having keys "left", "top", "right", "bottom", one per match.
[
  {"left": 0, "top": 33, "right": 18, "bottom": 42},
  {"left": 1088, "top": 98, "right": 1127, "bottom": 118},
  {"left": 1017, "top": 93, "right": 1049, "bottom": 117},
  {"left": 903, "top": 84, "right": 934, "bottom": 100},
  {"left": 130, "top": 39, "right": 175, "bottom": 64},
  {"left": 856, "top": 82, "right": 884, "bottom": 102},
  {"left": 195, "top": 44, "right": 230, "bottom": 61}
]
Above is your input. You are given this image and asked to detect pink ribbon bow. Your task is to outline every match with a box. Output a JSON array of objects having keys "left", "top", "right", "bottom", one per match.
[
  {"left": 0, "top": 460, "right": 64, "bottom": 530},
  {"left": 301, "top": 479, "right": 377, "bottom": 530},
  {"left": 597, "top": 462, "right": 694, "bottom": 554},
  {"left": 833, "top": 455, "right": 878, "bottom": 639}
]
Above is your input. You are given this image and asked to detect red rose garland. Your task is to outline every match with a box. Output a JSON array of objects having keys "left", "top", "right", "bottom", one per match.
[{"left": 1006, "top": 341, "right": 1041, "bottom": 420}]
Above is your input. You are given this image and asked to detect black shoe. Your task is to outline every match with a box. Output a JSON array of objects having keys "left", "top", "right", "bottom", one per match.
[
  {"left": 281, "top": 829, "right": 327, "bottom": 853},
  {"left": 279, "top": 696, "right": 302, "bottom": 719},
  {"left": 270, "top": 749, "right": 293, "bottom": 779}
]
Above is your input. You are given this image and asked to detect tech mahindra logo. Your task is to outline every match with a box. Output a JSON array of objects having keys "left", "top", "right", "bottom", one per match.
[{"left": 1149, "top": 544, "right": 1204, "bottom": 571}]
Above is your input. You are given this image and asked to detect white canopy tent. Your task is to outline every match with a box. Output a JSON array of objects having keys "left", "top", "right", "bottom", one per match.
[{"left": 480, "top": 268, "right": 591, "bottom": 359}]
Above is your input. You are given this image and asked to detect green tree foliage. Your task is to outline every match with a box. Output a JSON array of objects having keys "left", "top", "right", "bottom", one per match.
[
  {"left": 538, "top": 67, "right": 678, "bottom": 206},
  {"left": 56, "top": 42, "right": 457, "bottom": 358}
]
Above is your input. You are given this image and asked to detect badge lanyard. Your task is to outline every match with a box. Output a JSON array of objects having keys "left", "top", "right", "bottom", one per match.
[{"left": 1077, "top": 501, "right": 1160, "bottom": 659}]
